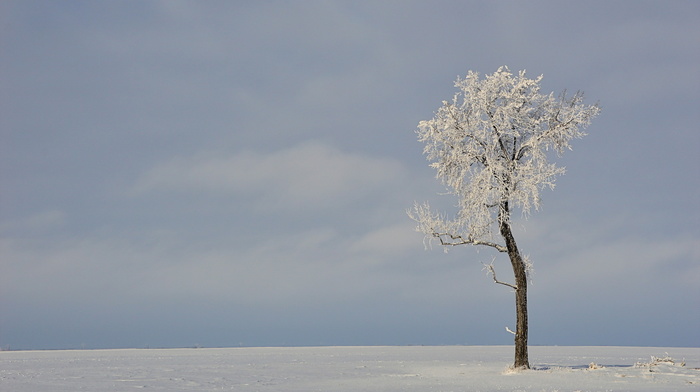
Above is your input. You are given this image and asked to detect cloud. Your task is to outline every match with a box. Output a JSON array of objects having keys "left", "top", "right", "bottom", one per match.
[
  {"left": 0, "top": 210, "right": 66, "bottom": 234},
  {"left": 130, "top": 141, "right": 407, "bottom": 211},
  {"left": 0, "top": 224, "right": 408, "bottom": 311},
  {"left": 350, "top": 221, "right": 417, "bottom": 259},
  {"left": 540, "top": 235, "right": 700, "bottom": 295}
]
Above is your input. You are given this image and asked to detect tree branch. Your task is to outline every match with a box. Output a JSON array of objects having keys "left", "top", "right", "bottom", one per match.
[
  {"left": 492, "top": 125, "right": 510, "bottom": 159},
  {"left": 515, "top": 144, "right": 530, "bottom": 161},
  {"left": 482, "top": 262, "right": 518, "bottom": 289},
  {"left": 434, "top": 233, "right": 508, "bottom": 252}
]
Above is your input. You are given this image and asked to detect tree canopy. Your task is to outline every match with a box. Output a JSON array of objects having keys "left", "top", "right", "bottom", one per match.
[{"left": 410, "top": 66, "right": 600, "bottom": 250}]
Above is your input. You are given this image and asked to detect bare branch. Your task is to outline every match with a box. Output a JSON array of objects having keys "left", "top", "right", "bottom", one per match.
[{"left": 482, "top": 262, "right": 518, "bottom": 289}]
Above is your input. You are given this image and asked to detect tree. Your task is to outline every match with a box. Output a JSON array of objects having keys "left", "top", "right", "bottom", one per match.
[{"left": 409, "top": 66, "right": 599, "bottom": 369}]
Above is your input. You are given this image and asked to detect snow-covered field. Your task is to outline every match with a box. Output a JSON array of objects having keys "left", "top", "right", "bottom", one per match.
[{"left": 1, "top": 345, "right": 698, "bottom": 391}]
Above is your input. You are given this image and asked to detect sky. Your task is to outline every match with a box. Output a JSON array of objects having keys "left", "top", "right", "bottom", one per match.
[{"left": 1, "top": 1, "right": 698, "bottom": 351}]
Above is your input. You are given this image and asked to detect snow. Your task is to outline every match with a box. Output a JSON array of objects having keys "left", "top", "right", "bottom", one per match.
[{"left": 2, "top": 346, "right": 698, "bottom": 391}]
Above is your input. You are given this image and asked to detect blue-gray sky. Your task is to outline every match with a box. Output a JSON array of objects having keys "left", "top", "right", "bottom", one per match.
[{"left": 1, "top": 1, "right": 698, "bottom": 350}]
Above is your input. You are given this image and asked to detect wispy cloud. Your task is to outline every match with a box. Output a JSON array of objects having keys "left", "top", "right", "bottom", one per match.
[{"left": 130, "top": 140, "right": 407, "bottom": 211}]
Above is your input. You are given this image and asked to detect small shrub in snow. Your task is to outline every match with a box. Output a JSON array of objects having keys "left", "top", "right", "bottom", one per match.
[{"left": 634, "top": 353, "right": 685, "bottom": 370}]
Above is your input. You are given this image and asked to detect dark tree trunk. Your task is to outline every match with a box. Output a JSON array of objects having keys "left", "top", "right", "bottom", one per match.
[{"left": 499, "top": 201, "right": 530, "bottom": 369}]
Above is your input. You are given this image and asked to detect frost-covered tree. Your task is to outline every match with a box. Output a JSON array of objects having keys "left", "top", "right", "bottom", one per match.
[{"left": 409, "top": 66, "right": 599, "bottom": 369}]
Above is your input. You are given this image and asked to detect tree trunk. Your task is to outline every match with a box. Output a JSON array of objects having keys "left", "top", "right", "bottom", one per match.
[{"left": 499, "top": 201, "right": 530, "bottom": 369}]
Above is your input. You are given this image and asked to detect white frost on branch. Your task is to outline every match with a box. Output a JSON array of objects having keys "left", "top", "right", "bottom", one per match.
[
  {"left": 408, "top": 202, "right": 507, "bottom": 252},
  {"left": 523, "top": 254, "right": 534, "bottom": 284},
  {"left": 409, "top": 66, "right": 599, "bottom": 249}
]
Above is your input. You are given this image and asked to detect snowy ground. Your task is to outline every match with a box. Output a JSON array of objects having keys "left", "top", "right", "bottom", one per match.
[{"left": 1, "top": 345, "right": 698, "bottom": 391}]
